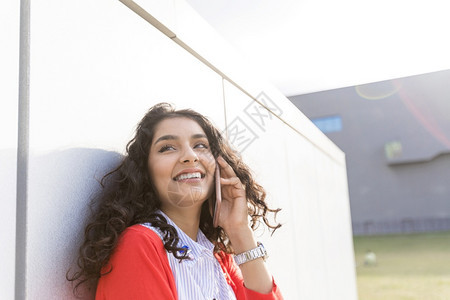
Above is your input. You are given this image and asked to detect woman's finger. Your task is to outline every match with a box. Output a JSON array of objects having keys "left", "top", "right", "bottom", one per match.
[
  {"left": 217, "top": 156, "right": 238, "bottom": 178},
  {"left": 220, "top": 177, "right": 242, "bottom": 187}
]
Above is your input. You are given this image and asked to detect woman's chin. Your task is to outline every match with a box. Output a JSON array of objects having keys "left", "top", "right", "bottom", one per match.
[
  {"left": 166, "top": 187, "right": 209, "bottom": 208},
  {"left": 165, "top": 180, "right": 213, "bottom": 208}
]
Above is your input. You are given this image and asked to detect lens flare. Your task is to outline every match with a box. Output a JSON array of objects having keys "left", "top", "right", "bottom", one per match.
[{"left": 355, "top": 80, "right": 402, "bottom": 100}]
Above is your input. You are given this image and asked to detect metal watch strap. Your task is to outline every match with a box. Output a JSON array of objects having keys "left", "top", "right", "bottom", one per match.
[{"left": 234, "top": 242, "right": 267, "bottom": 265}]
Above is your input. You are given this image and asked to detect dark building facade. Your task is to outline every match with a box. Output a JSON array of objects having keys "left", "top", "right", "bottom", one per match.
[{"left": 290, "top": 69, "right": 450, "bottom": 235}]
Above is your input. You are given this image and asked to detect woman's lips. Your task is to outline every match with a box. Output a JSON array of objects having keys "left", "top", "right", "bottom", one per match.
[
  {"left": 174, "top": 172, "right": 202, "bottom": 181},
  {"left": 173, "top": 168, "right": 206, "bottom": 182}
]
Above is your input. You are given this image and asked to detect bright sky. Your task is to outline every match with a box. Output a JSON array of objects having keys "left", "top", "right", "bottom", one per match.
[{"left": 186, "top": 0, "right": 450, "bottom": 96}]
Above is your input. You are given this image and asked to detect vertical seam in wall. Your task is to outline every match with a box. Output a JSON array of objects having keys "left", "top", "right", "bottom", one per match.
[
  {"left": 221, "top": 78, "right": 228, "bottom": 139},
  {"left": 16, "top": 0, "right": 30, "bottom": 299}
]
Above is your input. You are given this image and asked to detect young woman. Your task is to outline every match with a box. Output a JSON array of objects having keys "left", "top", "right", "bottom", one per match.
[{"left": 68, "top": 103, "right": 283, "bottom": 299}]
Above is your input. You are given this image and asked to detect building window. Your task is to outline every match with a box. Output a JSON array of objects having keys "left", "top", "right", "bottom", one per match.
[{"left": 311, "top": 115, "right": 342, "bottom": 133}]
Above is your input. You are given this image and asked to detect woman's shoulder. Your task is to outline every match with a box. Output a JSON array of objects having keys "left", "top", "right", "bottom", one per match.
[
  {"left": 118, "top": 224, "right": 165, "bottom": 251},
  {"left": 97, "top": 225, "right": 177, "bottom": 299}
]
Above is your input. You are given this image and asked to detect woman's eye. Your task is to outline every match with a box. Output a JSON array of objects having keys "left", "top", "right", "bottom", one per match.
[
  {"left": 194, "top": 143, "right": 209, "bottom": 149},
  {"left": 158, "top": 145, "right": 175, "bottom": 153}
]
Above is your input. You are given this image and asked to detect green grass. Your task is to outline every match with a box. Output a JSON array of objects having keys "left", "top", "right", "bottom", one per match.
[{"left": 353, "top": 231, "right": 450, "bottom": 300}]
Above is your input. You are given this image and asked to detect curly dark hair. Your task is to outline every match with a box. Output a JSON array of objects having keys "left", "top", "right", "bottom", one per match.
[{"left": 67, "top": 102, "right": 281, "bottom": 293}]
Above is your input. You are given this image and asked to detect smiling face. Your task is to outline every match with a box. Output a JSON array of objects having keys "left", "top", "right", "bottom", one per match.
[{"left": 148, "top": 117, "right": 216, "bottom": 211}]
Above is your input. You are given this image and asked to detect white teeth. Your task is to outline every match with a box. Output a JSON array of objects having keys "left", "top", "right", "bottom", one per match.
[{"left": 175, "top": 172, "right": 201, "bottom": 181}]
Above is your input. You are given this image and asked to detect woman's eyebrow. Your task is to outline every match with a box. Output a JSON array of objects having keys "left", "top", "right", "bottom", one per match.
[
  {"left": 153, "top": 135, "right": 178, "bottom": 145},
  {"left": 192, "top": 133, "right": 208, "bottom": 140},
  {"left": 153, "top": 133, "right": 207, "bottom": 145}
]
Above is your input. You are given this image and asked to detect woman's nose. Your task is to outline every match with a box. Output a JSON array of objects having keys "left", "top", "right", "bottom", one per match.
[{"left": 180, "top": 146, "right": 199, "bottom": 163}]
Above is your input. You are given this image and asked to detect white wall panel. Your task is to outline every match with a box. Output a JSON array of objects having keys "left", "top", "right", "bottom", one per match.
[
  {"left": 283, "top": 134, "right": 327, "bottom": 300},
  {"left": 0, "top": 1, "right": 20, "bottom": 299},
  {"left": 26, "top": 0, "right": 223, "bottom": 299},
  {"left": 28, "top": 0, "right": 224, "bottom": 154},
  {"left": 222, "top": 79, "right": 297, "bottom": 298},
  {"left": 315, "top": 154, "right": 357, "bottom": 299},
  {"left": 223, "top": 78, "right": 356, "bottom": 299}
]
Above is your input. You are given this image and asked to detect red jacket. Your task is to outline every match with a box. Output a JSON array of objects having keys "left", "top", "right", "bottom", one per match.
[{"left": 96, "top": 225, "right": 283, "bottom": 299}]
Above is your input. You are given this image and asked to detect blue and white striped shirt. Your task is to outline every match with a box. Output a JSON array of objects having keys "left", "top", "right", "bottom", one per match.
[{"left": 141, "top": 211, "right": 237, "bottom": 300}]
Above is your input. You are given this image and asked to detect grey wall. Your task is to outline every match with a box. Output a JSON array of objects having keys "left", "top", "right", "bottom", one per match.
[{"left": 290, "top": 69, "right": 450, "bottom": 235}]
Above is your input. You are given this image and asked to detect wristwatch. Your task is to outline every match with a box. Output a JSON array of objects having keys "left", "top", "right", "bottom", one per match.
[{"left": 234, "top": 242, "right": 268, "bottom": 265}]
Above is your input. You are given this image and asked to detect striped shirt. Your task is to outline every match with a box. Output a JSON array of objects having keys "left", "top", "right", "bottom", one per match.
[{"left": 141, "top": 211, "right": 237, "bottom": 300}]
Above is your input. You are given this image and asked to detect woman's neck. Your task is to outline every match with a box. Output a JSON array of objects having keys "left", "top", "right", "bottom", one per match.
[{"left": 161, "top": 207, "right": 201, "bottom": 241}]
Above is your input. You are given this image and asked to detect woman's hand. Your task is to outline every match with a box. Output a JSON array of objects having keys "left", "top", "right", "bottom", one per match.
[
  {"left": 216, "top": 156, "right": 249, "bottom": 235},
  {"left": 216, "top": 156, "right": 256, "bottom": 253}
]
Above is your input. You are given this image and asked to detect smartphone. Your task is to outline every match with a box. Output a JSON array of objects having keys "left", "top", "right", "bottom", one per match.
[{"left": 212, "top": 163, "right": 222, "bottom": 228}]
